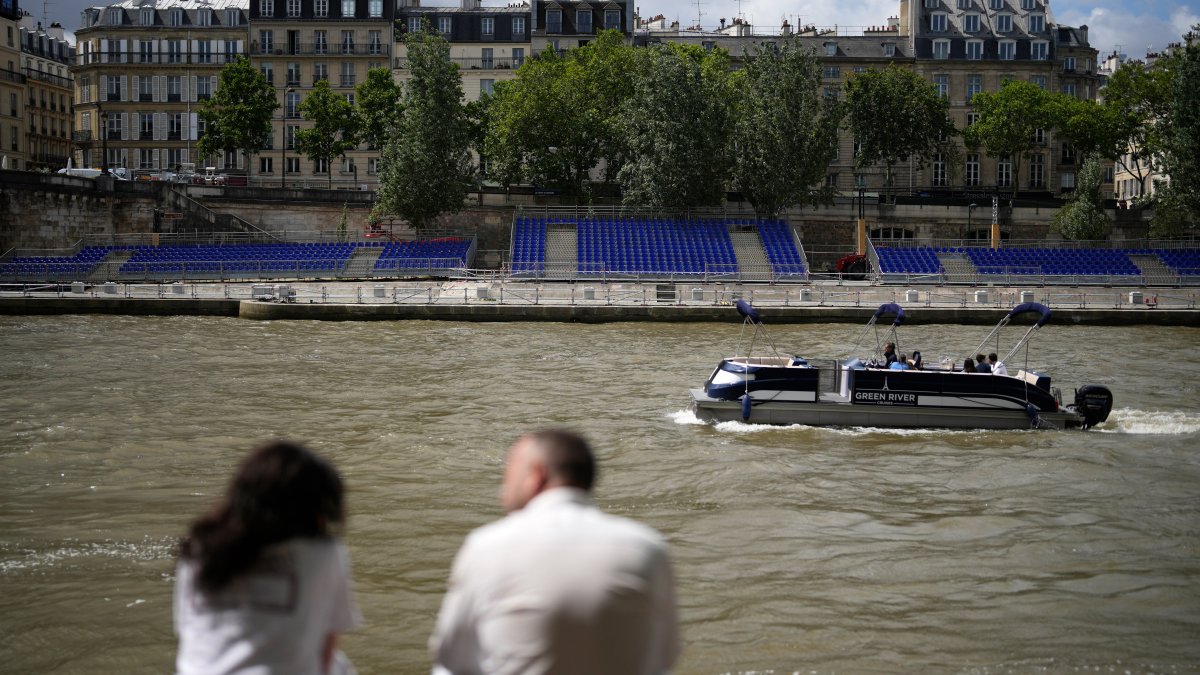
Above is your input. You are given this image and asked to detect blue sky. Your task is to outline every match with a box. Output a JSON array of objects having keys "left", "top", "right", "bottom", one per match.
[{"left": 34, "top": 0, "right": 1200, "bottom": 59}]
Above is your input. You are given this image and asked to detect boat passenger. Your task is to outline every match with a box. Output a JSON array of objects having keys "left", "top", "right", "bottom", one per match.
[
  {"left": 988, "top": 353, "right": 1008, "bottom": 376},
  {"left": 963, "top": 358, "right": 976, "bottom": 372},
  {"left": 974, "top": 353, "right": 992, "bottom": 373},
  {"left": 910, "top": 351, "right": 923, "bottom": 370},
  {"left": 883, "top": 342, "right": 898, "bottom": 367},
  {"left": 890, "top": 354, "right": 910, "bottom": 370}
]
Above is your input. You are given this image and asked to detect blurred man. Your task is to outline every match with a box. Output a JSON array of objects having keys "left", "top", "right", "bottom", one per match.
[{"left": 430, "top": 429, "right": 681, "bottom": 675}]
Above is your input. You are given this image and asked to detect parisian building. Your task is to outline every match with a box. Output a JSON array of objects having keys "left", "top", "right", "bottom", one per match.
[
  {"left": 531, "top": 0, "right": 631, "bottom": 53},
  {"left": 1, "top": 0, "right": 27, "bottom": 170},
  {"left": 248, "top": 0, "right": 393, "bottom": 187},
  {"left": 71, "top": 0, "right": 249, "bottom": 172},
  {"left": 19, "top": 16, "right": 74, "bottom": 170}
]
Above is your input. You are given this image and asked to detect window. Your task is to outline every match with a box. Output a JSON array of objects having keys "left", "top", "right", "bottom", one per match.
[
  {"left": 1031, "top": 41, "right": 1047, "bottom": 60},
  {"left": 854, "top": 174, "right": 867, "bottom": 189},
  {"left": 512, "top": 16, "right": 526, "bottom": 37},
  {"left": 1062, "top": 143, "right": 1075, "bottom": 164},
  {"left": 340, "top": 62, "right": 355, "bottom": 87},
  {"left": 139, "top": 77, "right": 152, "bottom": 101},
  {"left": 287, "top": 124, "right": 299, "bottom": 149},
  {"left": 958, "top": 0, "right": 971, "bottom": 7},
  {"left": 966, "top": 112, "right": 979, "bottom": 126},
  {"left": 369, "top": 0, "right": 382, "bottom": 18},
  {"left": 197, "top": 40, "right": 212, "bottom": 64},
  {"left": 286, "top": 91, "right": 300, "bottom": 118},
  {"left": 576, "top": 10, "right": 591, "bottom": 33},
  {"left": 259, "top": 0, "right": 274, "bottom": 16},
  {"left": 106, "top": 76, "right": 121, "bottom": 102},
  {"left": 108, "top": 7, "right": 122, "bottom": 23},
  {"left": 315, "top": 0, "right": 328, "bottom": 17},
  {"left": 167, "top": 40, "right": 183, "bottom": 64},
  {"left": 139, "top": 113, "right": 153, "bottom": 140},
  {"left": 1033, "top": 127, "right": 1045, "bottom": 144},
  {"left": 932, "top": 153, "right": 947, "bottom": 186},
  {"left": 106, "top": 112, "right": 122, "bottom": 140},
  {"left": 138, "top": 148, "right": 153, "bottom": 169},
  {"left": 341, "top": 0, "right": 354, "bottom": 18},
  {"left": 883, "top": 43, "right": 896, "bottom": 57},
  {"left": 438, "top": 16, "right": 452, "bottom": 33},
  {"left": 198, "top": 8, "right": 212, "bottom": 25},
  {"left": 1028, "top": 13, "right": 1044, "bottom": 33},
  {"left": 197, "top": 78, "right": 213, "bottom": 100},
  {"left": 369, "top": 31, "right": 382, "bottom": 55},
  {"left": 314, "top": 62, "right": 328, "bottom": 82},
  {"left": 480, "top": 78, "right": 494, "bottom": 96},
  {"left": 605, "top": 9, "right": 621, "bottom": 30},
  {"left": 513, "top": 47, "right": 525, "bottom": 67},
  {"left": 967, "top": 74, "right": 981, "bottom": 100},
  {"left": 343, "top": 92, "right": 355, "bottom": 106},
  {"left": 1032, "top": 75, "right": 1046, "bottom": 89},
  {"left": 826, "top": 173, "right": 839, "bottom": 188},
  {"left": 547, "top": 10, "right": 562, "bottom": 33},
  {"left": 286, "top": 62, "right": 300, "bottom": 85},
  {"left": 1029, "top": 153, "right": 1044, "bottom": 188},
  {"left": 314, "top": 157, "right": 328, "bottom": 174},
  {"left": 315, "top": 31, "right": 328, "bottom": 55},
  {"left": 1062, "top": 83, "right": 1076, "bottom": 97},
  {"left": 481, "top": 48, "right": 494, "bottom": 69},
  {"left": 924, "top": 0, "right": 938, "bottom": 6},
  {"left": 933, "top": 40, "right": 950, "bottom": 59},
  {"left": 934, "top": 74, "right": 949, "bottom": 98},
  {"left": 140, "top": 8, "right": 153, "bottom": 25},
  {"left": 138, "top": 40, "right": 153, "bottom": 64},
  {"left": 260, "top": 62, "right": 274, "bottom": 84},
  {"left": 407, "top": 17, "right": 421, "bottom": 33},
  {"left": 998, "top": 157, "right": 1012, "bottom": 187},
  {"left": 1021, "top": 0, "right": 1035, "bottom": 9},
  {"left": 482, "top": 17, "right": 495, "bottom": 37},
  {"left": 930, "top": 13, "right": 947, "bottom": 31},
  {"left": 1063, "top": 56, "right": 1076, "bottom": 72},
  {"left": 998, "top": 40, "right": 1015, "bottom": 60},
  {"left": 341, "top": 30, "right": 355, "bottom": 54},
  {"left": 996, "top": 14, "right": 1011, "bottom": 32},
  {"left": 963, "top": 13, "right": 979, "bottom": 32},
  {"left": 286, "top": 157, "right": 300, "bottom": 173},
  {"left": 966, "top": 40, "right": 982, "bottom": 60},
  {"left": 965, "top": 153, "right": 980, "bottom": 186},
  {"left": 287, "top": 0, "right": 300, "bottom": 17},
  {"left": 368, "top": 157, "right": 380, "bottom": 175},
  {"left": 823, "top": 65, "right": 840, "bottom": 79},
  {"left": 168, "top": 75, "right": 182, "bottom": 101},
  {"left": 170, "top": 113, "right": 183, "bottom": 140},
  {"left": 1060, "top": 172, "right": 1075, "bottom": 190},
  {"left": 261, "top": 157, "right": 274, "bottom": 173},
  {"left": 260, "top": 30, "right": 273, "bottom": 54},
  {"left": 824, "top": 87, "right": 839, "bottom": 100},
  {"left": 226, "top": 9, "right": 240, "bottom": 25},
  {"left": 989, "top": 0, "right": 1003, "bottom": 8}
]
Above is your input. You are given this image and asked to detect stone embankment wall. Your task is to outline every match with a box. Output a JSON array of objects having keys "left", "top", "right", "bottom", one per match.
[{"left": 0, "top": 170, "right": 158, "bottom": 252}]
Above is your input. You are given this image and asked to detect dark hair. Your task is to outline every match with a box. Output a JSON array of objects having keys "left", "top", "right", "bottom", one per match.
[
  {"left": 988, "top": 353, "right": 999, "bottom": 362},
  {"left": 180, "top": 440, "right": 344, "bottom": 594},
  {"left": 964, "top": 358, "right": 975, "bottom": 371},
  {"left": 528, "top": 429, "right": 596, "bottom": 491}
]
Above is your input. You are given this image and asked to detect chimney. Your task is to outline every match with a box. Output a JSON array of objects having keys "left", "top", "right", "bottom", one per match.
[
  {"left": 781, "top": 19, "right": 791, "bottom": 35},
  {"left": 1079, "top": 24, "right": 1088, "bottom": 45},
  {"left": 719, "top": 17, "right": 725, "bottom": 29}
]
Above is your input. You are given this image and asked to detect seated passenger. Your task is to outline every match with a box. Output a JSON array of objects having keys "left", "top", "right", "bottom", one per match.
[
  {"left": 890, "top": 353, "right": 910, "bottom": 370},
  {"left": 883, "top": 342, "right": 898, "bottom": 367},
  {"left": 974, "top": 353, "right": 992, "bottom": 373},
  {"left": 910, "top": 351, "right": 923, "bottom": 370},
  {"left": 963, "top": 358, "right": 976, "bottom": 372},
  {"left": 988, "top": 353, "right": 1008, "bottom": 376}
]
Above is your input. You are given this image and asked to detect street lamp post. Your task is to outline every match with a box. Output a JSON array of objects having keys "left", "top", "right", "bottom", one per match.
[
  {"left": 351, "top": 160, "right": 357, "bottom": 190},
  {"left": 968, "top": 202, "right": 977, "bottom": 232},
  {"left": 281, "top": 86, "right": 294, "bottom": 189}
]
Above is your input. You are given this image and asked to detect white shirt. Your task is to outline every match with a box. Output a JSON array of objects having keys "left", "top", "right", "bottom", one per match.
[
  {"left": 174, "top": 538, "right": 360, "bottom": 675},
  {"left": 992, "top": 360, "right": 1009, "bottom": 376},
  {"left": 430, "top": 487, "right": 681, "bottom": 675}
]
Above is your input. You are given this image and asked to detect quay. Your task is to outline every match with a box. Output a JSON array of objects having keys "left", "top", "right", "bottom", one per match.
[{"left": 1, "top": 281, "right": 1196, "bottom": 326}]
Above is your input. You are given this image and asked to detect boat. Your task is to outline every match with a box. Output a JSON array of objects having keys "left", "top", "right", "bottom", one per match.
[{"left": 689, "top": 300, "right": 1114, "bottom": 430}]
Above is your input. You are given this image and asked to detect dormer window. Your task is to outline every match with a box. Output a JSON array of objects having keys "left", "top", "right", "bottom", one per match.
[
  {"left": 171, "top": 8, "right": 184, "bottom": 26},
  {"left": 933, "top": 39, "right": 950, "bottom": 58},
  {"left": 108, "top": 8, "right": 122, "bottom": 24},
  {"left": 1028, "top": 13, "right": 1044, "bottom": 33},
  {"left": 989, "top": 0, "right": 1003, "bottom": 9},
  {"left": 139, "top": 8, "right": 153, "bottom": 25},
  {"left": 930, "top": 13, "right": 947, "bottom": 31},
  {"left": 198, "top": 9, "right": 212, "bottom": 26},
  {"left": 882, "top": 42, "right": 896, "bottom": 57},
  {"left": 963, "top": 13, "right": 979, "bottom": 32},
  {"left": 824, "top": 41, "right": 837, "bottom": 56},
  {"left": 227, "top": 9, "right": 239, "bottom": 24},
  {"left": 996, "top": 13, "right": 1012, "bottom": 32}
]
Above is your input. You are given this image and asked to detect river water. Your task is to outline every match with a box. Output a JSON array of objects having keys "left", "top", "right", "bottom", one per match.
[{"left": 1, "top": 315, "right": 1198, "bottom": 674}]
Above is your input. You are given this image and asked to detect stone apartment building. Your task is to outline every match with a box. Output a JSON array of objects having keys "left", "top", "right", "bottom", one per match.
[
  {"left": 248, "top": 0, "right": 393, "bottom": 187},
  {"left": 1, "top": 0, "right": 27, "bottom": 170},
  {"left": 20, "top": 17, "right": 74, "bottom": 171},
  {"left": 71, "top": 0, "right": 249, "bottom": 172}
]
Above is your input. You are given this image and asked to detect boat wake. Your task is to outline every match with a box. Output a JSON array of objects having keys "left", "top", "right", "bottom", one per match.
[
  {"left": 670, "top": 409, "right": 1002, "bottom": 436},
  {"left": 1097, "top": 408, "right": 1200, "bottom": 435}
]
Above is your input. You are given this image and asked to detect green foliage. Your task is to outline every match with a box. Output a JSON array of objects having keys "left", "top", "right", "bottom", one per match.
[
  {"left": 618, "top": 43, "right": 734, "bottom": 208},
  {"left": 1048, "top": 95, "right": 1126, "bottom": 161},
  {"left": 843, "top": 64, "right": 955, "bottom": 197},
  {"left": 376, "top": 28, "right": 473, "bottom": 229},
  {"left": 196, "top": 57, "right": 278, "bottom": 172},
  {"left": 1051, "top": 153, "right": 1109, "bottom": 240},
  {"left": 1099, "top": 59, "right": 1173, "bottom": 194},
  {"left": 485, "top": 31, "right": 638, "bottom": 197},
  {"left": 297, "top": 79, "right": 359, "bottom": 188},
  {"left": 355, "top": 67, "right": 404, "bottom": 151},
  {"left": 1159, "top": 27, "right": 1200, "bottom": 224},
  {"left": 964, "top": 79, "right": 1054, "bottom": 196},
  {"left": 731, "top": 39, "right": 841, "bottom": 217}
]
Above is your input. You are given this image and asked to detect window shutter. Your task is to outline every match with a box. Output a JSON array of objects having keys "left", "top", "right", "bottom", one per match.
[
  {"left": 190, "top": 76, "right": 198, "bottom": 102},
  {"left": 120, "top": 75, "right": 128, "bottom": 101},
  {"left": 131, "top": 75, "right": 139, "bottom": 99}
]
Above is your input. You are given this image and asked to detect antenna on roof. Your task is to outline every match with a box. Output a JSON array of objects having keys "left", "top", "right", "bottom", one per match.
[{"left": 693, "top": 0, "right": 705, "bottom": 30}]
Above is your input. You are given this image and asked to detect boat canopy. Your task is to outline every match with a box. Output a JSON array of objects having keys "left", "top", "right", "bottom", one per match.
[
  {"left": 736, "top": 299, "right": 763, "bottom": 325},
  {"left": 1007, "top": 302, "right": 1052, "bottom": 328},
  {"left": 873, "top": 302, "right": 906, "bottom": 327}
]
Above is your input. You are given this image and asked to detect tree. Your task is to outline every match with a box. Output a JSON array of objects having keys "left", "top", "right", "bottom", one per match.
[
  {"left": 376, "top": 27, "right": 474, "bottom": 230},
  {"left": 1100, "top": 59, "right": 1173, "bottom": 199},
  {"left": 484, "top": 31, "right": 638, "bottom": 198},
  {"left": 297, "top": 79, "right": 358, "bottom": 189},
  {"left": 964, "top": 79, "right": 1054, "bottom": 197},
  {"left": 196, "top": 56, "right": 277, "bottom": 183},
  {"left": 731, "top": 39, "right": 842, "bottom": 217},
  {"left": 843, "top": 64, "right": 956, "bottom": 201},
  {"left": 618, "top": 44, "right": 734, "bottom": 208},
  {"left": 1047, "top": 94, "right": 1126, "bottom": 164},
  {"left": 355, "top": 67, "right": 403, "bottom": 151},
  {"left": 1158, "top": 26, "right": 1200, "bottom": 228},
  {"left": 1051, "top": 153, "right": 1109, "bottom": 240}
]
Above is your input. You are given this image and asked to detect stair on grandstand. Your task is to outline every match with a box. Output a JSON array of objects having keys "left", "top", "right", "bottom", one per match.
[
  {"left": 544, "top": 224, "right": 578, "bottom": 280},
  {"left": 728, "top": 230, "right": 773, "bottom": 281},
  {"left": 937, "top": 251, "right": 978, "bottom": 283},
  {"left": 343, "top": 246, "right": 384, "bottom": 278},
  {"left": 1129, "top": 254, "right": 1176, "bottom": 285},
  {"left": 88, "top": 249, "right": 135, "bottom": 282}
]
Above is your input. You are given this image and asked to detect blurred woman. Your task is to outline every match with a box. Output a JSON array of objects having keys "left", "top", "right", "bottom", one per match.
[{"left": 174, "top": 441, "right": 360, "bottom": 675}]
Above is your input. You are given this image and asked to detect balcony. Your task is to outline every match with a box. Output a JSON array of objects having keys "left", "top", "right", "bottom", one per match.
[
  {"left": 253, "top": 43, "right": 390, "bottom": 57},
  {"left": 75, "top": 52, "right": 246, "bottom": 67},
  {"left": 0, "top": 69, "right": 27, "bottom": 85},
  {"left": 22, "top": 68, "right": 72, "bottom": 88},
  {"left": 73, "top": 130, "right": 94, "bottom": 143},
  {"left": 394, "top": 56, "right": 522, "bottom": 70}
]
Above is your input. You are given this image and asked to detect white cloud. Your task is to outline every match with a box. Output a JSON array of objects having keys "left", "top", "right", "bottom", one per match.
[
  {"left": 1052, "top": 4, "right": 1196, "bottom": 57},
  {"left": 647, "top": 0, "right": 897, "bottom": 32}
]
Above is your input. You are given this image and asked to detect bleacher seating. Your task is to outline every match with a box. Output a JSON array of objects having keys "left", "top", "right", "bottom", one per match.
[
  {"left": 875, "top": 246, "right": 945, "bottom": 276},
  {"left": 1155, "top": 249, "right": 1200, "bottom": 276},
  {"left": 576, "top": 217, "right": 737, "bottom": 276},
  {"left": 510, "top": 217, "right": 547, "bottom": 275},
  {"left": 373, "top": 237, "right": 473, "bottom": 273},
  {"left": 960, "top": 247, "right": 1141, "bottom": 276},
  {"left": 754, "top": 219, "right": 808, "bottom": 277},
  {"left": 0, "top": 245, "right": 123, "bottom": 278},
  {"left": 119, "top": 242, "right": 359, "bottom": 276}
]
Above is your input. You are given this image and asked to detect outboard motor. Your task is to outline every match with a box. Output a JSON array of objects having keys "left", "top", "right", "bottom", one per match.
[{"left": 1073, "top": 384, "right": 1114, "bottom": 428}]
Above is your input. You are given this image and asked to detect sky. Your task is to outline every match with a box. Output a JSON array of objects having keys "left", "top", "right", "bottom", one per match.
[{"left": 29, "top": 0, "right": 1200, "bottom": 60}]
